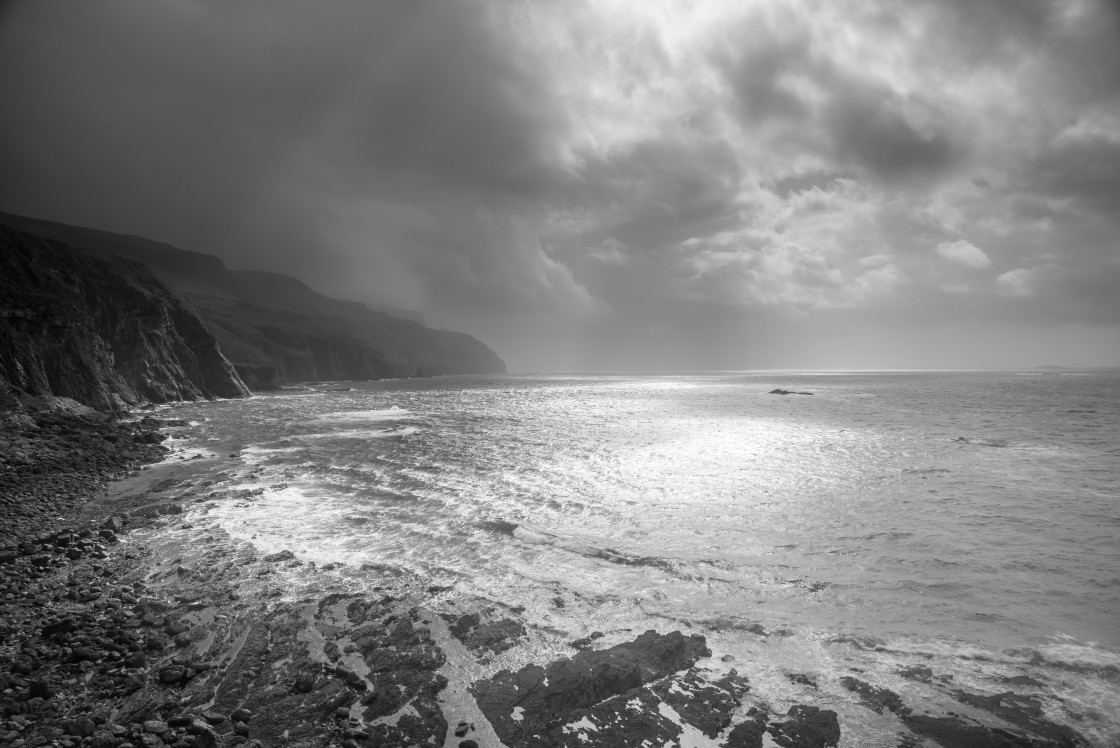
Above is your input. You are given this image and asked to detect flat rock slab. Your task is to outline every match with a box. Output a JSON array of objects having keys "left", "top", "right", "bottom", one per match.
[{"left": 471, "top": 629, "right": 713, "bottom": 747}]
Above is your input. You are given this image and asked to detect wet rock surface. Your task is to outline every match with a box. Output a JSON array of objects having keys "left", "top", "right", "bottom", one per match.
[
  {"left": 839, "top": 675, "right": 909, "bottom": 715},
  {"left": 472, "top": 630, "right": 711, "bottom": 746},
  {"left": 443, "top": 611, "right": 527, "bottom": 656},
  {"left": 768, "top": 705, "right": 840, "bottom": 748}
]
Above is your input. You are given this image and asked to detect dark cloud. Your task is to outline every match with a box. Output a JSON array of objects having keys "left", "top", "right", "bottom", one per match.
[
  {"left": 714, "top": 12, "right": 961, "bottom": 184},
  {"left": 311, "top": 6, "right": 569, "bottom": 198},
  {"left": 1026, "top": 133, "right": 1120, "bottom": 221},
  {"left": 919, "top": 0, "right": 1054, "bottom": 62},
  {"left": 921, "top": 0, "right": 1120, "bottom": 102},
  {"left": 718, "top": 31, "right": 814, "bottom": 125},
  {"left": 823, "top": 85, "right": 960, "bottom": 183},
  {"left": 573, "top": 135, "right": 742, "bottom": 252}
]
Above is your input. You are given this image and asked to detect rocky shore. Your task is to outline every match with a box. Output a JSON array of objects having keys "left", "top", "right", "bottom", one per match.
[{"left": 0, "top": 406, "right": 1096, "bottom": 748}]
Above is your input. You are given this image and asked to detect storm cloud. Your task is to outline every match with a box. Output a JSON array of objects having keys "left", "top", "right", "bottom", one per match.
[{"left": 2, "top": 0, "right": 1118, "bottom": 370}]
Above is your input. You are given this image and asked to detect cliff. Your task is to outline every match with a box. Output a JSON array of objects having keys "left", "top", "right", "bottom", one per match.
[
  {"left": 0, "top": 213, "right": 506, "bottom": 388},
  {"left": 0, "top": 224, "right": 251, "bottom": 412}
]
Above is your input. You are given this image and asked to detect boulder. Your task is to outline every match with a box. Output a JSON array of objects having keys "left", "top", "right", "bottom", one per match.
[{"left": 770, "top": 705, "right": 840, "bottom": 748}]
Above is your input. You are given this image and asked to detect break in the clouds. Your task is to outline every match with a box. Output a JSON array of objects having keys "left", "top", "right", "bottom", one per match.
[{"left": 1, "top": 0, "right": 1119, "bottom": 370}]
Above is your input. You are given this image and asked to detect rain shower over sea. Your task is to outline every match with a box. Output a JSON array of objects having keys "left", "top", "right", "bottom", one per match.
[{"left": 155, "top": 370, "right": 1120, "bottom": 746}]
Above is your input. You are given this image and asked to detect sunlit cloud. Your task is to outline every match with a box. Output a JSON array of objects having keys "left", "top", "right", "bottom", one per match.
[{"left": 936, "top": 240, "right": 992, "bottom": 269}]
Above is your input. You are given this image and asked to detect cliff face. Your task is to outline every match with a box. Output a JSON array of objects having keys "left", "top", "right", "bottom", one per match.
[
  {"left": 0, "top": 224, "right": 251, "bottom": 411},
  {"left": 0, "top": 212, "right": 506, "bottom": 387}
]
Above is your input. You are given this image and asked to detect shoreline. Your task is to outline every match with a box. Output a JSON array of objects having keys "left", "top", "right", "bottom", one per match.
[{"left": 0, "top": 406, "right": 1100, "bottom": 748}]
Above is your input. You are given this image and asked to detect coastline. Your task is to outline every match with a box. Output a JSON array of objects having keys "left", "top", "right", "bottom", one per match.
[{"left": 0, "top": 407, "right": 1099, "bottom": 748}]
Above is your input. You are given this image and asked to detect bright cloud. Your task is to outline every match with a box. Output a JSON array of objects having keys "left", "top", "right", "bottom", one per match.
[{"left": 936, "top": 240, "right": 992, "bottom": 268}]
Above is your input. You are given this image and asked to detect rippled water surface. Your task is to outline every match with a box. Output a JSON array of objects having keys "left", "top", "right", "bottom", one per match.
[{"left": 159, "top": 370, "right": 1120, "bottom": 745}]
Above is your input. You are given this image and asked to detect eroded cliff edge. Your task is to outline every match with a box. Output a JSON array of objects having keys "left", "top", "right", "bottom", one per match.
[{"left": 0, "top": 224, "right": 251, "bottom": 412}]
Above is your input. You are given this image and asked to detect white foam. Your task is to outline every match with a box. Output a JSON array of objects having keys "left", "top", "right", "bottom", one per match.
[
  {"left": 239, "top": 445, "right": 306, "bottom": 465},
  {"left": 513, "top": 526, "right": 553, "bottom": 545},
  {"left": 298, "top": 426, "right": 419, "bottom": 440},
  {"left": 1038, "top": 638, "right": 1120, "bottom": 671},
  {"left": 159, "top": 447, "right": 220, "bottom": 464},
  {"left": 316, "top": 407, "right": 412, "bottom": 422}
]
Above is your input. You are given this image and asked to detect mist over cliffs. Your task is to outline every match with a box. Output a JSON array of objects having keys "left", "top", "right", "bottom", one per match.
[{"left": 0, "top": 212, "right": 505, "bottom": 409}]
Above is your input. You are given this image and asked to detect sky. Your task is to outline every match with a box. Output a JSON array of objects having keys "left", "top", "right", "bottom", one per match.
[{"left": 1, "top": 0, "right": 1119, "bottom": 372}]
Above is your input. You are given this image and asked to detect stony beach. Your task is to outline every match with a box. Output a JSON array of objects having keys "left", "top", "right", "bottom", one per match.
[{"left": 0, "top": 405, "right": 1095, "bottom": 748}]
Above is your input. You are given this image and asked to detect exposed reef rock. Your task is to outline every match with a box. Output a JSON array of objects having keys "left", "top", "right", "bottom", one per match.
[
  {"left": 1, "top": 212, "right": 506, "bottom": 386},
  {"left": 769, "top": 389, "right": 814, "bottom": 396},
  {"left": 768, "top": 705, "right": 840, "bottom": 748},
  {"left": 839, "top": 675, "right": 909, "bottom": 715},
  {"left": 443, "top": 612, "right": 527, "bottom": 656},
  {"left": 471, "top": 630, "right": 713, "bottom": 747},
  {"left": 0, "top": 224, "right": 250, "bottom": 411}
]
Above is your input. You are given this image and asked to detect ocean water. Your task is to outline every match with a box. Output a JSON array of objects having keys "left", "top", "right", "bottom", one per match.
[{"left": 156, "top": 370, "right": 1120, "bottom": 746}]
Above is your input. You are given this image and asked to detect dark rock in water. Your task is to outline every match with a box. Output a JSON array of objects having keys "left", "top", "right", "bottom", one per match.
[
  {"left": 472, "top": 630, "right": 710, "bottom": 747},
  {"left": 570, "top": 631, "right": 606, "bottom": 650},
  {"left": 951, "top": 690, "right": 1088, "bottom": 746},
  {"left": 897, "top": 665, "right": 934, "bottom": 683},
  {"left": 444, "top": 612, "right": 526, "bottom": 655},
  {"left": 263, "top": 549, "right": 296, "bottom": 563},
  {"left": 769, "top": 389, "right": 814, "bottom": 396},
  {"left": 839, "top": 676, "right": 910, "bottom": 715},
  {"left": 769, "top": 705, "right": 841, "bottom": 748},
  {"left": 904, "top": 714, "right": 1032, "bottom": 747},
  {"left": 655, "top": 668, "right": 751, "bottom": 738},
  {"left": 723, "top": 707, "right": 768, "bottom": 747},
  {"left": 787, "top": 672, "right": 819, "bottom": 688}
]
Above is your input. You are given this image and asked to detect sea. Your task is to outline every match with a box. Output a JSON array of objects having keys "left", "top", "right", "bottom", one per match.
[{"left": 152, "top": 370, "right": 1120, "bottom": 746}]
